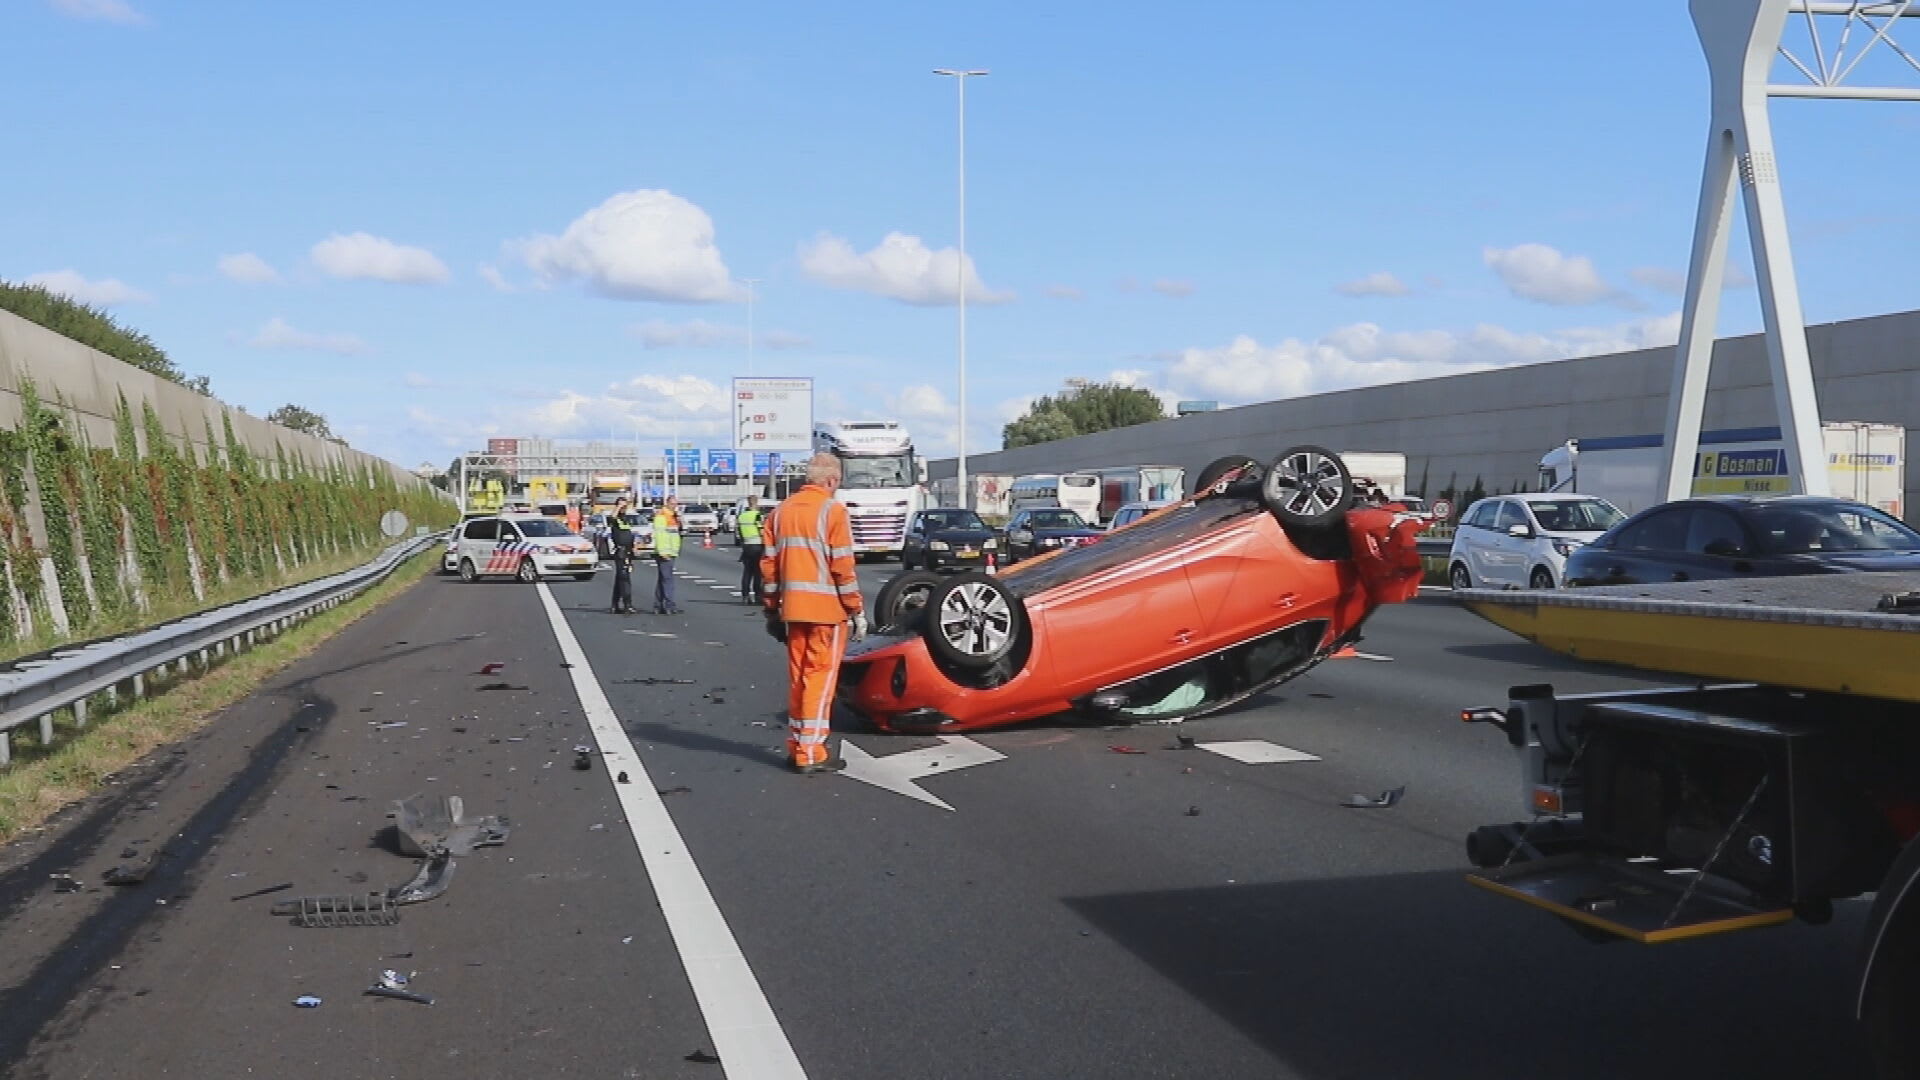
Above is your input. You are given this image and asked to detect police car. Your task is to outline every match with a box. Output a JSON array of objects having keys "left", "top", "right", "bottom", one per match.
[{"left": 453, "top": 513, "right": 598, "bottom": 583}]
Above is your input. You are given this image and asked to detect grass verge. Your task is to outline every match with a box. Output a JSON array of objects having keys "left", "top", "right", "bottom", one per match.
[{"left": 0, "top": 550, "right": 436, "bottom": 845}]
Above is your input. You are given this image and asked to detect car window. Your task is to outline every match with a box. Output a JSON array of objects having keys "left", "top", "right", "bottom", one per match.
[
  {"left": 514, "top": 519, "right": 573, "bottom": 538},
  {"left": 1614, "top": 508, "right": 1692, "bottom": 552},
  {"left": 1751, "top": 503, "right": 1920, "bottom": 554},
  {"left": 1009, "top": 512, "right": 1028, "bottom": 529},
  {"left": 1528, "top": 499, "right": 1624, "bottom": 532},
  {"left": 1493, "top": 502, "right": 1530, "bottom": 533},
  {"left": 462, "top": 519, "right": 498, "bottom": 541},
  {"left": 1683, "top": 508, "right": 1749, "bottom": 556},
  {"left": 1463, "top": 501, "right": 1497, "bottom": 529},
  {"left": 1027, "top": 509, "right": 1087, "bottom": 529},
  {"left": 683, "top": 504, "right": 713, "bottom": 515},
  {"left": 922, "top": 510, "right": 986, "bottom": 531}
]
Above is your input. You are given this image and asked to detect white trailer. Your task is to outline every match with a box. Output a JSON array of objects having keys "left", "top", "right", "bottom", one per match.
[
  {"left": 1337, "top": 452, "right": 1407, "bottom": 500},
  {"left": 1540, "top": 422, "right": 1905, "bottom": 518},
  {"left": 930, "top": 473, "right": 1013, "bottom": 519}
]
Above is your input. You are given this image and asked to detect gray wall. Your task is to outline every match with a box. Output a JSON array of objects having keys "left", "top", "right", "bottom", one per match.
[
  {"left": 0, "top": 307, "right": 441, "bottom": 545},
  {"left": 932, "top": 310, "right": 1920, "bottom": 516}
]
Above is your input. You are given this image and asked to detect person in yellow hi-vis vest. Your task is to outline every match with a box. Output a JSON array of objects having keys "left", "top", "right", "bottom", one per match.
[
  {"left": 736, "top": 495, "right": 767, "bottom": 605},
  {"left": 760, "top": 455, "right": 866, "bottom": 774},
  {"left": 651, "top": 496, "right": 684, "bottom": 615}
]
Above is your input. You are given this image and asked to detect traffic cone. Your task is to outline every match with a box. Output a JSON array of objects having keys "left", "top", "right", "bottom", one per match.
[
  {"left": 703, "top": 530, "right": 714, "bottom": 549},
  {"left": 985, "top": 553, "right": 997, "bottom": 574}
]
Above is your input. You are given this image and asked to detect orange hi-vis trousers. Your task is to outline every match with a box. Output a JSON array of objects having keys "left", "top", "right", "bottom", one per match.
[{"left": 785, "top": 621, "right": 846, "bottom": 767}]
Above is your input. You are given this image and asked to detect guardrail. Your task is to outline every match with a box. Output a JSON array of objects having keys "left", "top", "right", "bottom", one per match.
[{"left": 0, "top": 534, "right": 439, "bottom": 765}]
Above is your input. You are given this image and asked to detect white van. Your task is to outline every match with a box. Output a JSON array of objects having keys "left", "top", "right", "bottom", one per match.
[{"left": 1008, "top": 473, "right": 1101, "bottom": 525}]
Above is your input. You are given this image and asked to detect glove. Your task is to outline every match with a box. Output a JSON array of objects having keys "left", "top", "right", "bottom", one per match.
[
  {"left": 849, "top": 612, "right": 869, "bottom": 641},
  {"left": 763, "top": 610, "right": 786, "bottom": 643}
]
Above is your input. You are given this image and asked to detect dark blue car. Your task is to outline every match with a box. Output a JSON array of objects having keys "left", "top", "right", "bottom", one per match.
[{"left": 1563, "top": 495, "right": 1920, "bottom": 586}]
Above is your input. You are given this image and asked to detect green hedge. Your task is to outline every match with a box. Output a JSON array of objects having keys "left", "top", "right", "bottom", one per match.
[{"left": 0, "top": 379, "right": 451, "bottom": 650}]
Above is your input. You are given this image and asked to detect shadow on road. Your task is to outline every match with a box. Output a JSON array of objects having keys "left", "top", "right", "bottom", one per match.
[
  {"left": 626, "top": 720, "right": 784, "bottom": 772},
  {"left": 1066, "top": 869, "right": 1867, "bottom": 1079},
  {"left": 1441, "top": 641, "right": 1656, "bottom": 678}
]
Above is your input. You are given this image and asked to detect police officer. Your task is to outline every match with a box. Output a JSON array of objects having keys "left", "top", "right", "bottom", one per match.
[
  {"left": 651, "top": 495, "right": 684, "bottom": 615},
  {"left": 736, "top": 495, "right": 766, "bottom": 604},
  {"left": 607, "top": 499, "right": 637, "bottom": 615}
]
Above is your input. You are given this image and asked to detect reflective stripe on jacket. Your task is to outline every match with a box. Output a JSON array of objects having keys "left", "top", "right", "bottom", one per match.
[
  {"left": 760, "top": 484, "right": 862, "bottom": 623},
  {"left": 652, "top": 509, "right": 682, "bottom": 558},
  {"left": 737, "top": 508, "right": 764, "bottom": 544}
]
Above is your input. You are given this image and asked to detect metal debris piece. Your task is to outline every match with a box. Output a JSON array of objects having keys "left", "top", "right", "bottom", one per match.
[
  {"left": 378, "top": 970, "right": 410, "bottom": 989},
  {"left": 272, "top": 894, "right": 400, "bottom": 928},
  {"left": 1107, "top": 745, "right": 1147, "bottom": 755},
  {"left": 657, "top": 786, "right": 692, "bottom": 797},
  {"left": 293, "top": 995, "right": 323, "bottom": 1008},
  {"left": 1185, "top": 805, "right": 1202, "bottom": 817},
  {"left": 1342, "top": 785, "right": 1406, "bottom": 809},
  {"left": 614, "top": 676, "right": 695, "bottom": 685},
  {"left": 477, "top": 682, "right": 528, "bottom": 691},
  {"left": 573, "top": 745, "right": 593, "bottom": 771},
  {"left": 230, "top": 882, "right": 294, "bottom": 902},
  {"left": 375, "top": 721, "right": 408, "bottom": 729},
  {"left": 365, "top": 985, "right": 434, "bottom": 1005},
  {"left": 389, "top": 853, "right": 455, "bottom": 906},
  {"left": 588, "top": 823, "right": 607, "bottom": 831},
  {"left": 50, "top": 874, "right": 81, "bottom": 893},
  {"left": 685, "top": 1050, "right": 721, "bottom": 1065},
  {"left": 394, "top": 794, "right": 511, "bottom": 857},
  {"left": 476, "top": 662, "right": 505, "bottom": 675}
]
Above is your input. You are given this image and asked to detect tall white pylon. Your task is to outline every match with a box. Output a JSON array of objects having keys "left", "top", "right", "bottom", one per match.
[{"left": 1664, "top": 1, "right": 1920, "bottom": 501}]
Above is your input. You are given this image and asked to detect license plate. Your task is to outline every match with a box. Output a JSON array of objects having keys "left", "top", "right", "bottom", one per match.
[
  {"left": 569, "top": 558, "right": 591, "bottom": 566},
  {"left": 958, "top": 547, "right": 977, "bottom": 558}
]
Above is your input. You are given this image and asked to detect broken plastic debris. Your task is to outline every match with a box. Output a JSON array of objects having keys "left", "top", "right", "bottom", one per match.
[
  {"left": 573, "top": 746, "right": 593, "bottom": 771},
  {"left": 1107, "top": 745, "right": 1147, "bottom": 755},
  {"left": 656, "top": 786, "right": 692, "bottom": 797},
  {"left": 378, "top": 970, "right": 410, "bottom": 989},
  {"left": 365, "top": 985, "right": 434, "bottom": 1005},
  {"left": 374, "top": 721, "right": 408, "bottom": 730},
  {"left": 685, "top": 1050, "right": 721, "bottom": 1065},
  {"left": 293, "top": 995, "right": 323, "bottom": 1008},
  {"left": 230, "top": 882, "right": 294, "bottom": 902},
  {"left": 394, "top": 794, "right": 511, "bottom": 857},
  {"left": 390, "top": 853, "right": 456, "bottom": 905},
  {"left": 588, "top": 823, "right": 607, "bottom": 831},
  {"left": 476, "top": 662, "right": 505, "bottom": 675},
  {"left": 1342, "top": 785, "right": 1406, "bottom": 809},
  {"left": 50, "top": 874, "right": 81, "bottom": 893},
  {"left": 614, "top": 676, "right": 695, "bottom": 685}
]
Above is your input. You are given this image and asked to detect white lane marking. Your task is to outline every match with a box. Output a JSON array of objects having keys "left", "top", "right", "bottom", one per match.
[
  {"left": 537, "top": 584, "right": 807, "bottom": 1080},
  {"left": 838, "top": 736, "right": 1006, "bottom": 812},
  {"left": 1198, "top": 740, "right": 1320, "bottom": 765}
]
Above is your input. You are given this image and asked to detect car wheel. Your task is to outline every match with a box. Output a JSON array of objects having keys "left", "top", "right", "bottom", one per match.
[
  {"left": 459, "top": 558, "right": 479, "bottom": 583},
  {"left": 1450, "top": 562, "right": 1473, "bottom": 591},
  {"left": 1195, "top": 455, "right": 1263, "bottom": 497},
  {"left": 1529, "top": 567, "right": 1555, "bottom": 590},
  {"left": 1262, "top": 445, "right": 1353, "bottom": 531},
  {"left": 923, "top": 571, "right": 1026, "bottom": 671},
  {"left": 875, "top": 570, "right": 942, "bottom": 632},
  {"left": 516, "top": 558, "right": 540, "bottom": 584},
  {"left": 572, "top": 572, "right": 595, "bottom": 582}
]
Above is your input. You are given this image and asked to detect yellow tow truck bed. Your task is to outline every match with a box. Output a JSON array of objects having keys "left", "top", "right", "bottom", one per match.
[{"left": 1463, "top": 571, "right": 1920, "bottom": 705}]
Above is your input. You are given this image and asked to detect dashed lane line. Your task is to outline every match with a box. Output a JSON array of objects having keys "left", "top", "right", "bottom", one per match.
[{"left": 537, "top": 584, "right": 807, "bottom": 1080}]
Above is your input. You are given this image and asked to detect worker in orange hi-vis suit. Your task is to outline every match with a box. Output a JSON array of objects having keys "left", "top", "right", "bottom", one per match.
[{"left": 761, "top": 453, "right": 867, "bottom": 774}]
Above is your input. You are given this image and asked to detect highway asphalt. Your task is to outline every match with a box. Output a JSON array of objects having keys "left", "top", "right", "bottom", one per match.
[{"left": 0, "top": 541, "right": 1874, "bottom": 1078}]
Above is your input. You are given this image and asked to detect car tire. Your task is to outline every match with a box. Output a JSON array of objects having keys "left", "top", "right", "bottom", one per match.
[
  {"left": 516, "top": 558, "right": 540, "bottom": 584},
  {"left": 459, "top": 558, "right": 479, "bottom": 583},
  {"left": 1195, "top": 455, "right": 1263, "bottom": 497},
  {"left": 572, "top": 572, "right": 595, "bottom": 581},
  {"left": 875, "top": 570, "right": 943, "bottom": 632},
  {"left": 923, "top": 571, "right": 1026, "bottom": 671},
  {"left": 1262, "top": 445, "right": 1353, "bottom": 531},
  {"left": 1450, "top": 563, "right": 1473, "bottom": 591},
  {"left": 1529, "top": 567, "right": 1555, "bottom": 590}
]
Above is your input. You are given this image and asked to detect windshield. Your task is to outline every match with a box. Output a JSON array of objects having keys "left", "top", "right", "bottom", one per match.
[
  {"left": 1751, "top": 503, "right": 1920, "bottom": 555},
  {"left": 512, "top": 519, "right": 575, "bottom": 538},
  {"left": 1527, "top": 499, "right": 1623, "bottom": 532},
  {"left": 922, "top": 510, "right": 987, "bottom": 531},
  {"left": 1025, "top": 509, "right": 1088, "bottom": 529},
  {"left": 682, "top": 505, "right": 713, "bottom": 515},
  {"left": 842, "top": 453, "right": 915, "bottom": 489}
]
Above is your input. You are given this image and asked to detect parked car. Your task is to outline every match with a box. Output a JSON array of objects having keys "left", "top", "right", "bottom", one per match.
[
  {"left": 1562, "top": 495, "right": 1920, "bottom": 587},
  {"left": 1448, "top": 493, "right": 1626, "bottom": 590},
  {"left": 678, "top": 503, "right": 720, "bottom": 535},
  {"left": 454, "top": 513, "right": 598, "bottom": 583},
  {"left": 839, "top": 446, "right": 1427, "bottom": 733},
  {"left": 1002, "top": 507, "right": 1104, "bottom": 563},
  {"left": 901, "top": 509, "right": 999, "bottom": 572},
  {"left": 1107, "top": 500, "right": 1175, "bottom": 532}
]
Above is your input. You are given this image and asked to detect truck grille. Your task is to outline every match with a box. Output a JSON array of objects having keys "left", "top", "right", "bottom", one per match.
[{"left": 850, "top": 514, "right": 907, "bottom": 546}]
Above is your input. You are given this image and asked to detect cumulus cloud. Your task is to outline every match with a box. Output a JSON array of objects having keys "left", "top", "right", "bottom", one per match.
[
  {"left": 26, "top": 269, "right": 151, "bottom": 306},
  {"left": 516, "top": 374, "right": 733, "bottom": 441},
  {"left": 311, "top": 232, "right": 450, "bottom": 285},
  {"left": 1151, "top": 278, "right": 1195, "bottom": 299},
  {"left": 217, "top": 252, "right": 280, "bottom": 285},
  {"left": 1045, "top": 284, "right": 1085, "bottom": 301},
  {"left": 1483, "top": 243, "right": 1626, "bottom": 306},
  {"left": 515, "top": 189, "right": 738, "bottom": 303},
  {"left": 240, "top": 316, "right": 368, "bottom": 355},
  {"left": 1335, "top": 271, "right": 1412, "bottom": 298},
  {"left": 798, "top": 231, "right": 1012, "bottom": 306},
  {"left": 1629, "top": 263, "right": 1756, "bottom": 295},
  {"left": 477, "top": 263, "right": 516, "bottom": 292},
  {"left": 51, "top": 0, "right": 144, "bottom": 23}
]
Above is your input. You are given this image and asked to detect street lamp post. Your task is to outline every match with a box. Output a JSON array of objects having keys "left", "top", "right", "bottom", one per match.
[
  {"left": 742, "top": 277, "right": 762, "bottom": 377},
  {"left": 934, "top": 67, "right": 987, "bottom": 505}
]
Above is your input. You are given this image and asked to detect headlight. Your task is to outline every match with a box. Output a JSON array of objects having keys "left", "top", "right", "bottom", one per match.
[
  {"left": 983, "top": 539, "right": 996, "bottom": 549},
  {"left": 1551, "top": 539, "right": 1579, "bottom": 557},
  {"left": 930, "top": 540, "right": 951, "bottom": 551}
]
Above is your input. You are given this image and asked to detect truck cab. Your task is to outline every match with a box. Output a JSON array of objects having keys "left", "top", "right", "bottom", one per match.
[{"left": 813, "top": 419, "right": 929, "bottom": 559}]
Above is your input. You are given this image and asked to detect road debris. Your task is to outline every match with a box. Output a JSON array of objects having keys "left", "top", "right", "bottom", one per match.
[
  {"left": 573, "top": 745, "right": 594, "bottom": 771},
  {"left": 50, "top": 873, "right": 81, "bottom": 893},
  {"left": 588, "top": 823, "right": 607, "bottom": 831},
  {"left": 656, "top": 785, "right": 692, "bottom": 797},
  {"left": 614, "top": 676, "right": 695, "bottom": 686},
  {"left": 103, "top": 849, "right": 161, "bottom": 885},
  {"left": 1107, "top": 745, "right": 1147, "bottom": 755},
  {"left": 390, "top": 853, "right": 455, "bottom": 905},
  {"left": 476, "top": 662, "right": 505, "bottom": 675},
  {"left": 365, "top": 985, "right": 434, "bottom": 1005},
  {"left": 230, "top": 882, "right": 294, "bottom": 902},
  {"left": 374, "top": 721, "right": 409, "bottom": 729},
  {"left": 1342, "top": 785, "right": 1407, "bottom": 809},
  {"left": 685, "top": 1050, "right": 721, "bottom": 1065},
  {"left": 395, "top": 794, "right": 511, "bottom": 857},
  {"left": 1172, "top": 734, "right": 1197, "bottom": 750},
  {"left": 273, "top": 894, "right": 400, "bottom": 927},
  {"left": 617, "top": 771, "right": 631, "bottom": 784},
  {"left": 477, "top": 682, "right": 529, "bottom": 692},
  {"left": 292, "top": 995, "right": 323, "bottom": 1008}
]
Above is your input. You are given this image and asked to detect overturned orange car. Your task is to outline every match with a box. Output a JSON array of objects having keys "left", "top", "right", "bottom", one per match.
[{"left": 838, "top": 446, "right": 1426, "bottom": 734}]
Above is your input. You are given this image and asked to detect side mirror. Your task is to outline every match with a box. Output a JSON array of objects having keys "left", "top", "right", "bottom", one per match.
[{"left": 1507, "top": 524, "right": 1533, "bottom": 538}]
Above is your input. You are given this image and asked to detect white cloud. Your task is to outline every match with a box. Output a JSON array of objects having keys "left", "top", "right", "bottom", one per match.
[
  {"left": 25, "top": 269, "right": 151, "bottom": 306},
  {"left": 1151, "top": 278, "right": 1195, "bottom": 299},
  {"left": 51, "top": 0, "right": 144, "bottom": 23},
  {"left": 1483, "top": 243, "right": 1625, "bottom": 306},
  {"left": 477, "top": 263, "right": 516, "bottom": 292},
  {"left": 240, "top": 316, "right": 368, "bottom": 355},
  {"left": 515, "top": 374, "right": 733, "bottom": 441},
  {"left": 310, "top": 232, "right": 451, "bottom": 285},
  {"left": 1045, "top": 284, "right": 1085, "bottom": 301},
  {"left": 216, "top": 252, "right": 280, "bottom": 285},
  {"left": 515, "top": 189, "right": 738, "bottom": 303},
  {"left": 1629, "top": 263, "right": 1756, "bottom": 295},
  {"left": 889, "top": 384, "right": 956, "bottom": 423},
  {"left": 1335, "top": 271, "right": 1412, "bottom": 298},
  {"left": 798, "top": 231, "right": 1012, "bottom": 306}
]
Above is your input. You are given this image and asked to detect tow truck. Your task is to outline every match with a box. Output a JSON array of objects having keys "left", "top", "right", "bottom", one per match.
[{"left": 1459, "top": 573, "right": 1920, "bottom": 1075}]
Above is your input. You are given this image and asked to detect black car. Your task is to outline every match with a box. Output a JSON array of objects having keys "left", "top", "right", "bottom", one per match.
[
  {"left": 1003, "top": 507, "right": 1104, "bottom": 564},
  {"left": 902, "top": 509, "right": 1000, "bottom": 572},
  {"left": 1563, "top": 495, "right": 1920, "bottom": 586}
]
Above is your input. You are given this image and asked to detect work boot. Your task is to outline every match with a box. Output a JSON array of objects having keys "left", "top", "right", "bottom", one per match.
[{"left": 790, "top": 757, "right": 845, "bottom": 775}]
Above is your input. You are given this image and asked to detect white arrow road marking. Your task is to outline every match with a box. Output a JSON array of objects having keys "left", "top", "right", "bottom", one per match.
[
  {"left": 838, "top": 736, "right": 1006, "bottom": 812},
  {"left": 1199, "top": 739, "right": 1319, "bottom": 765}
]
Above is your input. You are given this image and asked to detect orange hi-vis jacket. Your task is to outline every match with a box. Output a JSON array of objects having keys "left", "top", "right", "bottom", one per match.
[{"left": 760, "top": 483, "right": 864, "bottom": 625}]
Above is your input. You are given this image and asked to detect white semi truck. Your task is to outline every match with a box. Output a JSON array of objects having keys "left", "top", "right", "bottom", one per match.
[
  {"left": 1539, "top": 421, "right": 1906, "bottom": 518},
  {"left": 812, "top": 419, "right": 930, "bottom": 559}
]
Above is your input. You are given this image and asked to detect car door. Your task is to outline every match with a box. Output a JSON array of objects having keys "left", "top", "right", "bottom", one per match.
[
  {"left": 1037, "top": 510, "right": 1208, "bottom": 691},
  {"left": 459, "top": 517, "right": 498, "bottom": 571},
  {"left": 903, "top": 514, "right": 926, "bottom": 564},
  {"left": 1670, "top": 506, "right": 1760, "bottom": 582},
  {"left": 1005, "top": 511, "right": 1033, "bottom": 561},
  {"left": 1484, "top": 500, "right": 1534, "bottom": 586},
  {"left": 1452, "top": 501, "right": 1497, "bottom": 585},
  {"left": 1588, "top": 507, "right": 1695, "bottom": 584}
]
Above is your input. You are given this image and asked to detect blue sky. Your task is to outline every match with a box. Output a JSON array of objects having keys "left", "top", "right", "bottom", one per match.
[{"left": 7, "top": 0, "right": 1920, "bottom": 469}]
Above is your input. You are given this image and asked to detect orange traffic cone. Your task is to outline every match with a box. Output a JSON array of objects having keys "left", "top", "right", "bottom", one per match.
[{"left": 703, "top": 530, "right": 714, "bottom": 549}]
